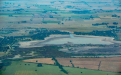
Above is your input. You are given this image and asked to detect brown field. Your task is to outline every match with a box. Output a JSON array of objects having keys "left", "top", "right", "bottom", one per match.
[
  {"left": 100, "top": 61, "right": 121, "bottom": 72},
  {"left": 56, "top": 57, "right": 121, "bottom": 72},
  {"left": 23, "top": 58, "right": 55, "bottom": 64},
  {"left": 74, "top": 64, "right": 99, "bottom": 70}
]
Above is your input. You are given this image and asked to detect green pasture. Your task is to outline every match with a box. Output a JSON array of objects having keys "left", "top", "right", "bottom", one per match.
[
  {"left": 0, "top": 13, "right": 32, "bottom": 15},
  {"left": 42, "top": 20, "right": 61, "bottom": 23}
]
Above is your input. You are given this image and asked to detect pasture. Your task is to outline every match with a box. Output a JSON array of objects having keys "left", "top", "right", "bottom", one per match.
[{"left": 1, "top": 61, "right": 121, "bottom": 75}]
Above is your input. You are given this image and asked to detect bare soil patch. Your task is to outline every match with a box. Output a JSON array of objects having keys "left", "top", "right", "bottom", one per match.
[
  {"left": 23, "top": 58, "right": 55, "bottom": 64},
  {"left": 56, "top": 57, "right": 121, "bottom": 72}
]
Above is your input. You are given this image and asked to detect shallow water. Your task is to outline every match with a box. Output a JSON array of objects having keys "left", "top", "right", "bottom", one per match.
[
  {"left": 18, "top": 35, "right": 115, "bottom": 48},
  {"left": 42, "top": 37, "right": 112, "bottom": 45},
  {"left": 70, "top": 34, "right": 74, "bottom": 38}
]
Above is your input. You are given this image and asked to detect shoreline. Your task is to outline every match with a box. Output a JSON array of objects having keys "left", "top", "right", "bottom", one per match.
[{"left": 16, "top": 34, "right": 120, "bottom": 48}]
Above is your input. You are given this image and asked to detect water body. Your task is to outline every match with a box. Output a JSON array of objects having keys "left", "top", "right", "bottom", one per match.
[
  {"left": 18, "top": 34, "right": 116, "bottom": 48},
  {"left": 41, "top": 34, "right": 113, "bottom": 45},
  {"left": 42, "top": 37, "right": 112, "bottom": 45},
  {"left": 70, "top": 33, "right": 74, "bottom": 38}
]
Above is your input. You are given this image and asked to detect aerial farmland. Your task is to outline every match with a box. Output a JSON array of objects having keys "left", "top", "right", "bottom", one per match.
[{"left": 0, "top": 0, "right": 121, "bottom": 75}]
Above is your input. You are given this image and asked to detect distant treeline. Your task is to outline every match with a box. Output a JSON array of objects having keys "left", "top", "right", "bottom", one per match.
[
  {"left": 71, "top": 10, "right": 91, "bottom": 14},
  {"left": 92, "top": 23, "right": 109, "bottom": 26},
  {"left": 0, "top": 29, "right": 69, "bottom": 47},
  {"left": 0, "top": 36, "right": 17, "bottom": 47},
  {"left": 42, "top": 21, "right": 61, "bottom": 24},
  {"left": 0, "top": 46, "right": 9, "bottom": 52},
  {"left": 74, "top": 30, "right": 117, "bottom": 37},
  {"left": 0, "top": 36, "right": 29, "bottom": 47},
  {"left": 13, "top": 8, "right": 24, "bottom": 11},
  {"left": 30, "top": 29, "right": 69, "bottom": 40},
  {"left": 92, "top": 22, "right": 118, "bottom": 27}
]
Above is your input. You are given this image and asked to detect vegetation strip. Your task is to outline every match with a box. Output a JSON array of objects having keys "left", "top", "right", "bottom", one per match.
[{"left": 52, "top": 57, "right": 68, "bottom": 74}]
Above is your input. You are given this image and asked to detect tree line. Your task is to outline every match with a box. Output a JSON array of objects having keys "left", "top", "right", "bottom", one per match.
[{"left": 74, "top": 30, "right": 117, "bottom": 37}]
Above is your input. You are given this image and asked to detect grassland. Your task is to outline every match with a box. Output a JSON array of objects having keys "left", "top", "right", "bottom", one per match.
[
  {"left": 2, "top": 61, "right": 65, "bottom": 75},
  {"left": 42, "top": 21, "right": 61, "bottom": 23},
  {"left": 1, "top": 61, "right": 121, "bottom": 75},
  {"left": 14, "top": 71, "right": 38, "bottom": 75}
]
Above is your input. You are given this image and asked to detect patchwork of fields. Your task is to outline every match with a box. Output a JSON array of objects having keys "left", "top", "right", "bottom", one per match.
[
  {"left": 1, "top": 0, "right": 121, "bottom": 75},
  {"left": 56, "top": 57, "right": 121, "bottom": 72},
  {"left": 2, "top": 61, "right": 121, "bottom": 75},
  {"left": 23, "top": 57, "right": 121, "bottom": 73},
  {"left": 0, "top": 0, "right": 121, "bottom": 34}
]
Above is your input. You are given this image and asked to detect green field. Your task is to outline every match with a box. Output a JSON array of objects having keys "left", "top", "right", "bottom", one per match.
[
  {"left": 0, "top": 13, "right": 32, "bottom": 15},
  {"left": 1, "top": 61, "right": 121, "bottom": 75},
  {"left": 42, "top": 21, "right": 61, "bottom": 23}
]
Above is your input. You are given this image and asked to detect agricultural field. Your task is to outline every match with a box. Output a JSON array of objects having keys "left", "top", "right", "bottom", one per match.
[
  {"left": 23, "top": 57, "right": 121, "bottom": 73},
  {"left": 1, "top": 0, "right": 121, "bottom": 75},
  {"left": 2, "top": 61, "right": 65, "bottom": 75},
  {"left": 56, "top": 57, "right": 121, "bottom": 72},
  {"left": 0, "top": 0, "right": 121, "bottom": 34},
  {"left": 23, "top": 58, "right": 55, "bottom": 64},
  {"left": 1, "top": 61, "right": 121, "bottom": 75}
]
